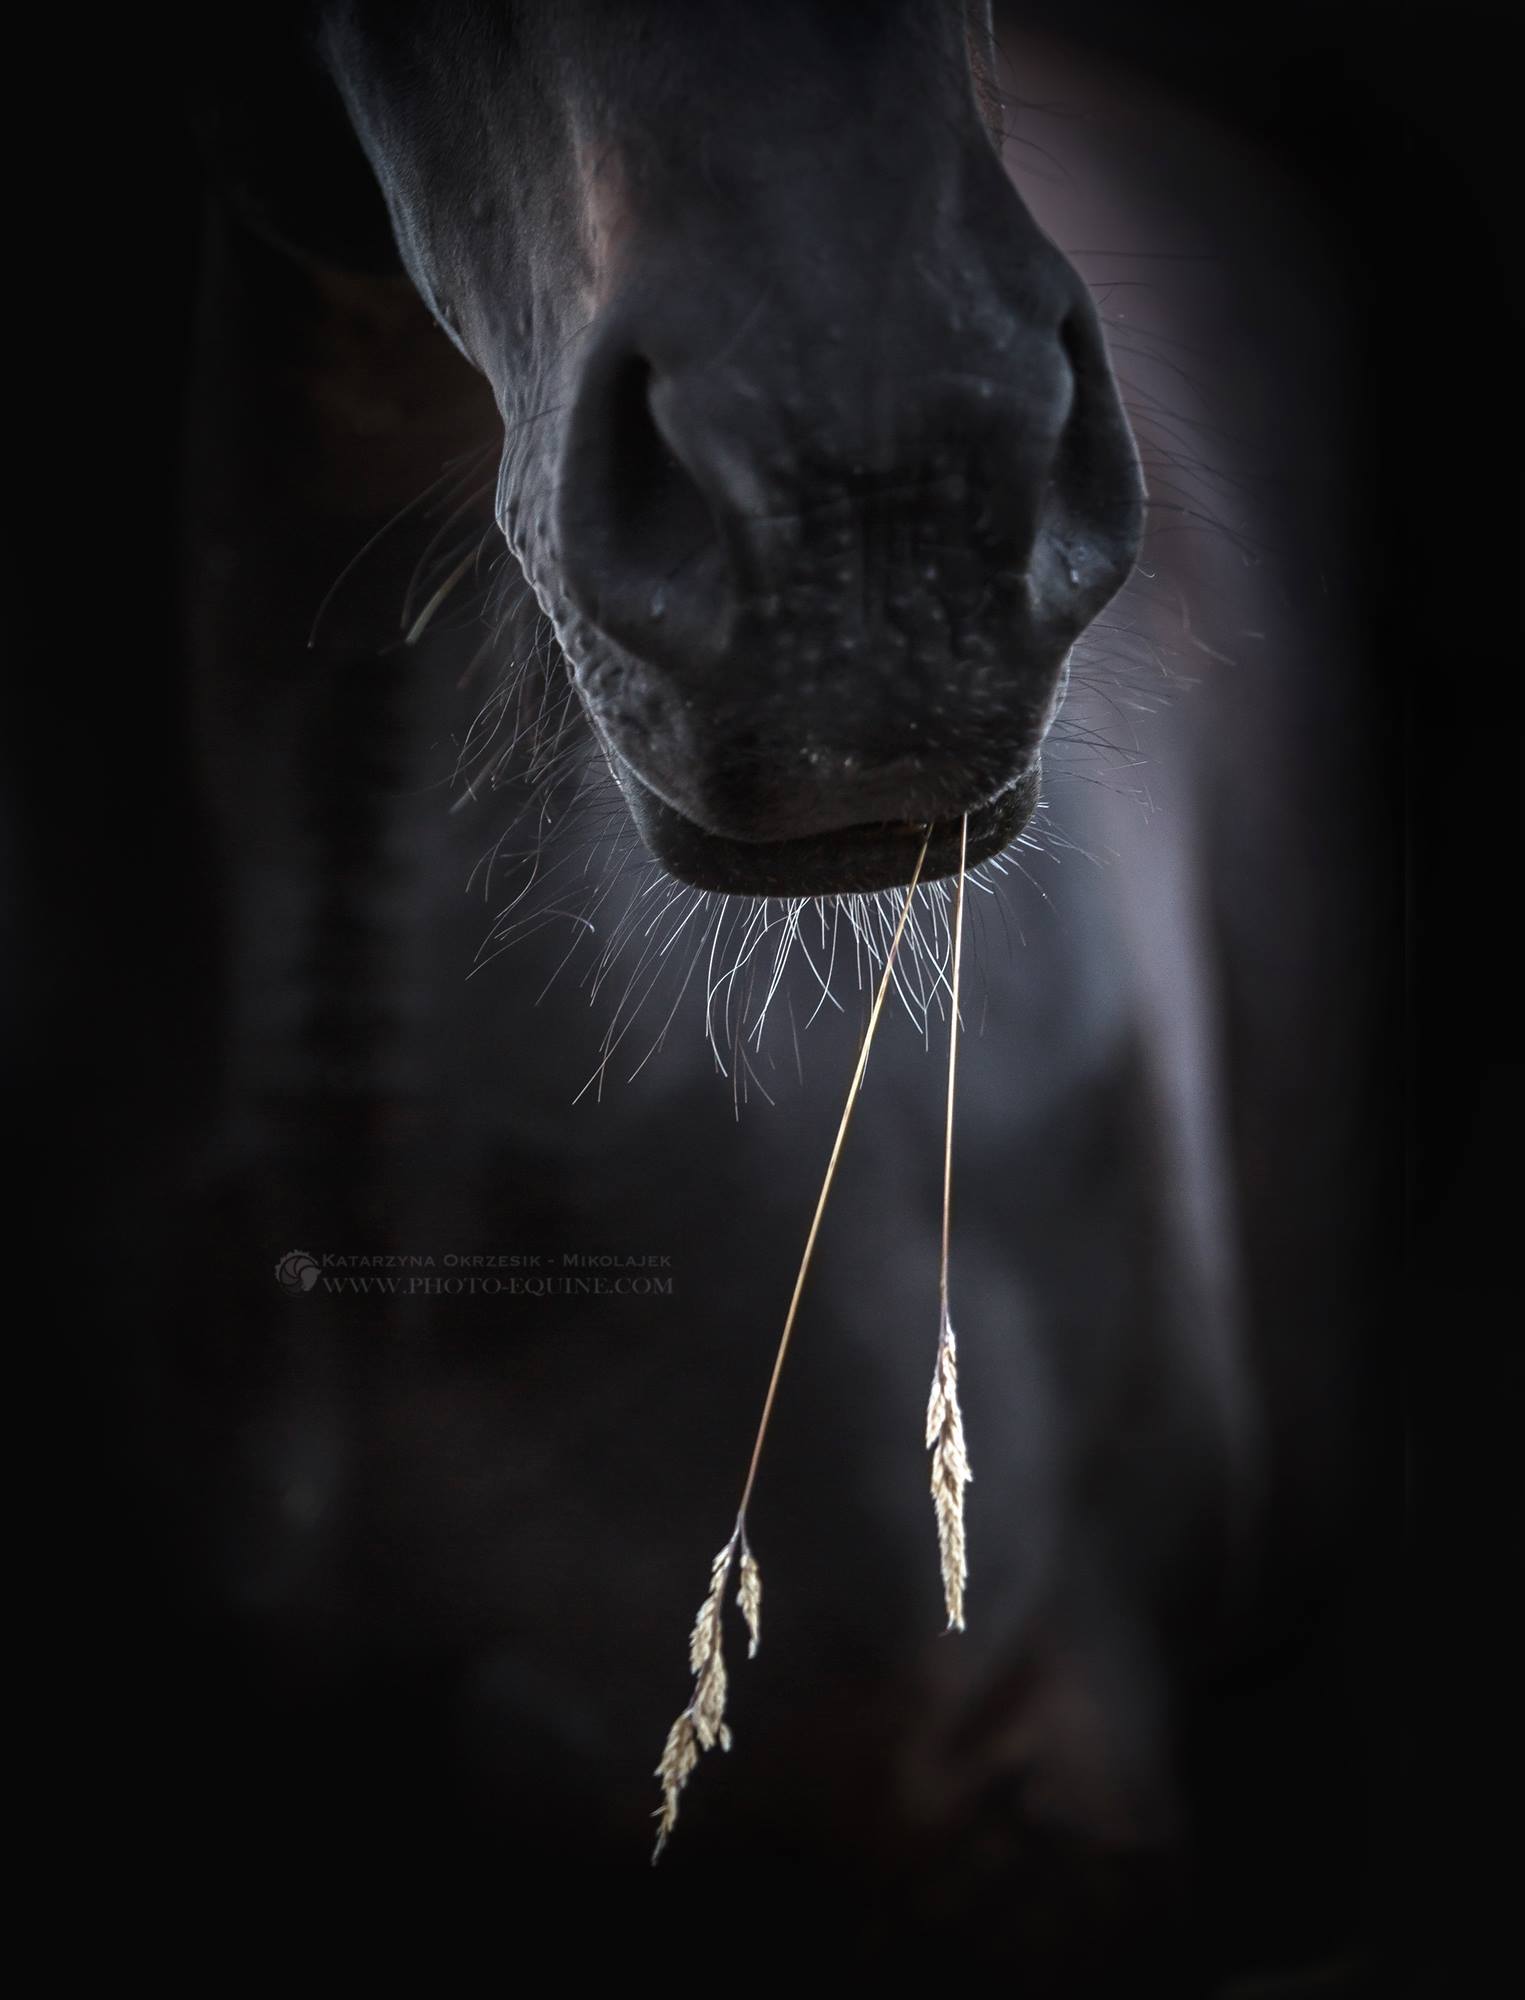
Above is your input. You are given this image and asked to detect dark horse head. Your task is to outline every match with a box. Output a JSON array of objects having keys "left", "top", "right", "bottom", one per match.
[{"left": 320, "top": 0, "right": 1144, "bottom": 893}]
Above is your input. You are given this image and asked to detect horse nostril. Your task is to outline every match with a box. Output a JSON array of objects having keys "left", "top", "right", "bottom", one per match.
[
  {"left": 559, "top": 348, "right": 726, "bottom": 657},
  {"left": 1057, "top": 312, "right": 1085, "bottom": 415},
  {"left": 1058, "top": 310, "right": 1083, "bottom": 373},
  {"left": 608, "top": 358, "right": 717, "bottom": 599}
]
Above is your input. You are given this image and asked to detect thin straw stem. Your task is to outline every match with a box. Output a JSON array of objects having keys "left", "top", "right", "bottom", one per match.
[
  {"left": 734, "top": 827, "right": 933, "bottom": 1526},
  {"left": 939, "top": 814, "right": 969, "bottom": 1323}
]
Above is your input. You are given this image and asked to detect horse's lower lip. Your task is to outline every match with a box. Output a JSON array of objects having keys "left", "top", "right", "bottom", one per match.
[{"left": 609, "top": 758, "right": 1039, "bottom": 896}]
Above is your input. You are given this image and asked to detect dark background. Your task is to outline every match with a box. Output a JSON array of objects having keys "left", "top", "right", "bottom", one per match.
[{"left": 15, "top": 1, "right": 1517, "bottom": 1981}]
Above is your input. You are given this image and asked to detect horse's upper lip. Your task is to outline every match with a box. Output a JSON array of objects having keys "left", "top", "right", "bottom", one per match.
[{"left": 604, "top": 749, "right": 1039, "bottom": 896}]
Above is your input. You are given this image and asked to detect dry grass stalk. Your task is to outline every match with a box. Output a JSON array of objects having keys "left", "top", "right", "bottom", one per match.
[
  {"left": 687, "top": 1534, "right": 737, "bottom": 1752},
  {"left": 652, "top": 1711, "right": 700, "bottom": 1856},
  {"left": 651, "top": 830, "right": 932, "bottom": 1861},
  {"left": 737, "top": 1534, "right": 762, "bottom": 1659},
  {"left": 653, "top": 1529, "right": 736, "bottom": 1861},
  {"left": 928, "top": 814, "right": 973, "bottom": 1631},
  {"left": 927, "top": 1315, "right": 972, "bottom": 1630}
]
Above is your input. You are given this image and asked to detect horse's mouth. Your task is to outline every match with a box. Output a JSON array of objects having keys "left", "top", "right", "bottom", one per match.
[{"left": 605, "top": 752, "right": 1040, "bottom": 896}]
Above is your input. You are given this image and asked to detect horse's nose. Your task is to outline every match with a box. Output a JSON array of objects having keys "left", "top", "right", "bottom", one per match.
[
  {"left": 559, "top": 322, "right": 1069, "bottom": 648},
  {"left": 551, "top": 259, "right": 1142, "bottom": 844}
]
